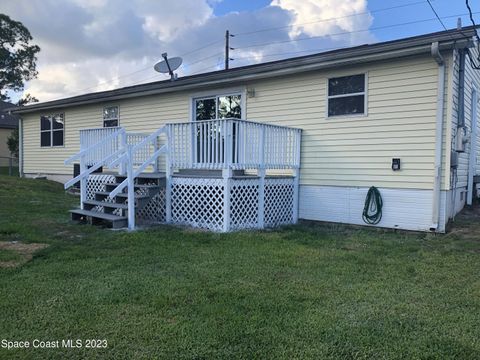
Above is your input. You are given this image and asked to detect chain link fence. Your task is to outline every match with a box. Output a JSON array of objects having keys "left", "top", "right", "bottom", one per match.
[{"left": 0, "top": 156, "right": 19, "bottom": 176}]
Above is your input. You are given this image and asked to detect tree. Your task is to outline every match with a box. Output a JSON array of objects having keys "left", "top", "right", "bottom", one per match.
[
  {"left": 7, "top": 94, "right": 38, "bottom": 157},
  {"left": 0, "top": 14, "right": 40, "bottom": 101}
]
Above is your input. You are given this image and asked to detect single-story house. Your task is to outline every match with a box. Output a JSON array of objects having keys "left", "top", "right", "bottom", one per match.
[
  {"left": 10, "top": 26, "right": 480, "bottom": 232},
  {"left": 0, "top": 101, "right": 19, "bottom": 161}
]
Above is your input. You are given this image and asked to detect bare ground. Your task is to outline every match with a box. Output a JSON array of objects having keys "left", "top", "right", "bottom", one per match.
[{"left": 0, "top": 241, "right": 49, "bottom": 268}]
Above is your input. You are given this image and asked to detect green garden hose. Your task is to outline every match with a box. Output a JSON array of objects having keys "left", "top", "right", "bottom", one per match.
[{"left": 362, "top": 186, "right": 383, "bottom": 225}]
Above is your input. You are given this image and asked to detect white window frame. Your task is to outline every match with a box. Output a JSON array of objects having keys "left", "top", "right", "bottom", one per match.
[
  {"left": 326, "top": 73, "right": 368, "bottom": 118},
  {"left": 103, "top": 105, "right": 120, "bottom": 127},
  {"left": 40, "top": 113, "right": 65, "bottom": 148},
  {"left": 190, "top": 88, "right": 246, "bottom": 122}
]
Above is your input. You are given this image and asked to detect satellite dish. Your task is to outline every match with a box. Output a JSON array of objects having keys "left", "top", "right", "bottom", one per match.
[{"left": 154, "top": 53, "right": 182, "bottom": 81}]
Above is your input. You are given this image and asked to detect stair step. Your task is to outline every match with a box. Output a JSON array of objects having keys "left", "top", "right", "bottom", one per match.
[
  {"left": 83, "top": 200, "right": 128, "bottom": 209},
  {"left": 70, "top": 209, "right": 128, "bottom": 229},
  {"left": 95, "top": 191, "right": 149, "bottom": 199},
  {"left": 105, "top": 183, "right": 160, "bottom": 191},
  {"left": 115, "top": 172, "right": 165, "bottom": 180}
]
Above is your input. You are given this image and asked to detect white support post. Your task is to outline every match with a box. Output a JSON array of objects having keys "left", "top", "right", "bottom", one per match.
[
  {"left": 127, "top": 146, "right": 135, "bottom": 230},
  {"left": 119, "top": 130, "right": 127, "bottom": 175},
  {"left": 153, "top": 136, "right": 159, "bottom": 173},
  {"left": 258, "top": 168, "right": 266, "bottom": 229},
  {"left": 258, "top": 126, "right": 266, "bottom": 228},
  {"left": 293, "top": 130, "right": 301, "bottom": 224},
  {"left": 293, "top": 168, "right": 300, "bottom": 224},
  {"left": 165, "top": 126, "right": 173, "bottom": 223},
  {"left": 223, "top": 168, "right": 232, "bottom": 232},
  {"left": 80, "top": 154, "right": 87, "bottom": 209},
  {"left": 225, "top": 120, "right": 233, "bottom": 169}
]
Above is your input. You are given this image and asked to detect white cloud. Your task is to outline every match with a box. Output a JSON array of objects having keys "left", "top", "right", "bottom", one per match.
[
  {"left": 0, "top": 0, "right": 375, "bottom": 102},
  {"left": 271, "top": 0, "right": 374, "bottom": 44}
]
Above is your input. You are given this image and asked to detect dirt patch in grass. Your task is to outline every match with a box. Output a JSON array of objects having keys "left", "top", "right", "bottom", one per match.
[{"left": 0, "top": 241, "right": 49, "bottom": 268}]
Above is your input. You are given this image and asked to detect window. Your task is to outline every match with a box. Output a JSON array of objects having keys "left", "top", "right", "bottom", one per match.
[
  {"left": 103, "top": 106, "right": 119, "bottom": 127},
  {"left": 194, "top": 94, "right": 242, "bottom": 120},
  {"left": 327, "top": 74, "right": 366, "bottom": 117},
  {"left": 40, "top": 114, "right": 64, "bottom": 147}
]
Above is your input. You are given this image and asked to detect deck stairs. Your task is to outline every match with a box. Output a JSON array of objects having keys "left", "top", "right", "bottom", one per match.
[{"left": 70, "top": 172, "right": 165, "bottom": 228}]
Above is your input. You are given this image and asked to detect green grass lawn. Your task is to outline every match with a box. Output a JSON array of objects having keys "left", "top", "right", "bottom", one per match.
[{"left": 0, "top": 175, "right": 479, "bottom": 359}]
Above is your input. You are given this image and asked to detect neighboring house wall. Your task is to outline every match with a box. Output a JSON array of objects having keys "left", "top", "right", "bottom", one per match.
[
  {"left": 0, "top": 128, "right": 13, "bottom": 159},
  {"left": 446, "top": 46, "right": 480, "bottom": 219},
  {"left": 21, "top": 53, "right": 451, "bottom": 231}
]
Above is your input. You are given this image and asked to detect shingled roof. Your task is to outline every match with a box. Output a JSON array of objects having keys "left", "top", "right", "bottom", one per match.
[
  {"left": 10, "top": 26, "right": 478, "bottom": 114},
  {"left": 0, "top": 101, "right": 19, "bottom": 129}
]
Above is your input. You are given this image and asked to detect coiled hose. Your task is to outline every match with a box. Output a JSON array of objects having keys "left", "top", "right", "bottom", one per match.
[{"left": 362, "top": 186, "right": 383, "bottom": 225}]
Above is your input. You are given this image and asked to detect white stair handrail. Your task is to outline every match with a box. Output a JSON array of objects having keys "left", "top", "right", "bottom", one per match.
[
  {"left": 109, "top": 144, "right": 167, "bottom": 198},
  {"left": 65, "top": 128, "right": 126, "bottom": 165},
  {"left": 64, "top": 149, "right": 124, "bottom": 189},
  {"left": 108, "top": 126, "right": 167, "bottom": 199}
]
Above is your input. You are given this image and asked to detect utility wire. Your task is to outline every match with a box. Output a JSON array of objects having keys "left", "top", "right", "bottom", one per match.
[
  {"left": 465, "top": 0, "right": 480, "bottom": 69},
  {"left": 465, "top": 0, "right": 480, "bottom": 42},
  {"left": 234, "top": 0, "right": 427, "bottom": 37},
  {"left": 123, "top": 12, "right": 480, "bottom": 85},
  {"left": 106, "top": 53, "right": 225, "bottom": 88},
  {"left": 235, "top": 12, "right": 478, "bottom": 51},
  {"left": 69, "top": 0, "right": 426, "bottom": 94},
  {"left": 426, "top": 0, "right": 448, "bottom": 31},
  {"left": 71, "top": 39, "right": 224, "bottom": 95}
]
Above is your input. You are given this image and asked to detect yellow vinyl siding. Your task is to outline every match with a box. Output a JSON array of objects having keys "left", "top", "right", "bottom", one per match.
[
  {"left": 247, "top": 55, "right": 441, "bottom": 190},
  {"left": 22, "top": 92, "right": 189, "bottom": 175},
  {"left": 22, "top": 53, "right": 445, "bottom": 191}
]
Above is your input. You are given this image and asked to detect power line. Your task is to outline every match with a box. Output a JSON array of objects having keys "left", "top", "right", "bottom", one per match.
[
  {"left": 234, "top": 12, "right": 479, "bottom": 51},
  {"left": 71, "top": 39, "right": 224, "bottom": 95},
  {"left": 179, "top": 38, "right": 224, "bottom": 57},
  {"left": 115, "top": 12, "right": 480, "bottom": 87},
  {"left": 426, "top": 0, "right": 448, "bottom": 31},
  {"left": 465, "top": 0, "right": 480, "bottom": 42},
  {"left": 234, "top": 0, "right": 427, "bottom": 37},
  {"left": 103, "top": 53, "right": 225, "bottom": 89},
  {"left": 465, "top": 0, "right": 480, "bottom": 69}
]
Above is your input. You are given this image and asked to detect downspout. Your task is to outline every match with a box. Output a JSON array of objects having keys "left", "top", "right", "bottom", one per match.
[
  {"left": 455, "top": 48, "right": 467, "bottom": 152},
  {"left": 430, "top": 42, "right": 445, "bottom": 231},
  {"left": 18, "top": 117, "right": 24, "bottom": 178}
]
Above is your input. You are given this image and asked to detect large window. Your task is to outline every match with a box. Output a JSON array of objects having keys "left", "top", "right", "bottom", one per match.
[
  {"left": 194, "top": 94, "right": 242, "bottom": 120},
  {"left": 327, "top": 74, "right": 366, "bottom": 117},
  {"left": 40, "top": 114, "right": 64, "bottom": 147},
  {"left": 103, "top": 106, "right": 119, "bottom": 127}
]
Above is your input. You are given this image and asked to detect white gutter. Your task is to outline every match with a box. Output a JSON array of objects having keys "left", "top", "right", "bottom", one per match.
[{"left": 430, "top": 42, "right": 446, "bottom": 231}]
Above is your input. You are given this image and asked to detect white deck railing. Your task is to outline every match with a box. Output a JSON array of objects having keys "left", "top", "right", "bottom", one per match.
[
  {"left": 79, "top": 127, "right": 123, "bottom": 166},
  {"left": 66, "top": 119, "right": 301, "bottom": 231},
  {"left": 167, "top": 119, "right": 301, "bottom": 170}
]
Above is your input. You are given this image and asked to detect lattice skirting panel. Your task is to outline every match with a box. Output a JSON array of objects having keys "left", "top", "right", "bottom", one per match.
[
  {"left": 264, "top": 177, "right": 295, "bottom": 227},
  {"left": 230, "top": 178, "right": 260, "bottom": 230},
  {"left": 87, "top": 174, "right": 116, "bottom": 200},
  {"left": 137, "top": 190, "right": 166, "bottom": 225},
  {"left": 87, "top": 174, "right": 295, "bottom": 231},
  {"left": 171, "top": 177, "right": 225, "bottom": 231}
]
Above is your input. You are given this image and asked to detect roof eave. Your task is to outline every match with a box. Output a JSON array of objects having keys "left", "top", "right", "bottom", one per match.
[{"left": 11, "top": 30, "right": 475, "bottom": 114}]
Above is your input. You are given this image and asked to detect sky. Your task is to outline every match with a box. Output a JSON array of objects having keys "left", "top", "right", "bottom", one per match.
[{"left": 1, "top": 0, "right": 479, "bottom": 103}]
